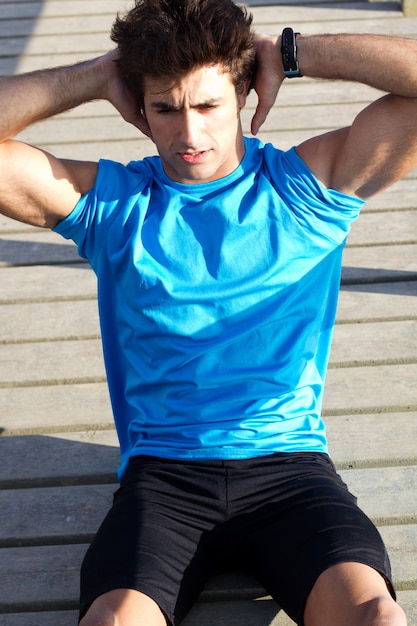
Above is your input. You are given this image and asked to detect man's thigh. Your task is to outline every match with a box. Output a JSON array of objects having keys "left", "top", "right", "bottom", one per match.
[
  {"left": 229, "top": 454, "right": 394, "bottom": 625},
  {"left": 79, "top": 456, "right": 229, "bottom": 625}
]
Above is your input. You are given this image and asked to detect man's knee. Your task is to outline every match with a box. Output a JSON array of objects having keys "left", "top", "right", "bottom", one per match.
[
  {"left": 361, "top": 596, "right": 407, "bottom": 626},
  {"left": 79, "top": 605, "right": 114, "bottom": 626},
  {"left": 78, "top": 588, "right": 167, "bottom": 626},
  {"left": 304, "top": 563, "right": 407, "bottom": 626}
]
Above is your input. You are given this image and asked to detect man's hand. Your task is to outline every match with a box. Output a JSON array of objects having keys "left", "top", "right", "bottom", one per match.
[
  {"left": 98, "top": 49, "right": 152, "bottom": 138},
  {"left": 250, "top": 34, "right": 285, "bottom": 136}
]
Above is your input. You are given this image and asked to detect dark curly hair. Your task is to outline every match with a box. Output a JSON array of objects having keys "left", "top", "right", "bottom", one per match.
[{"left": 111, "top": 0, "right": 255, "bottom": 110}]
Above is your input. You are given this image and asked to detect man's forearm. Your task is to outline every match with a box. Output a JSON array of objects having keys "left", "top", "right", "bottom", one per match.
[
  {"left": 0, "top": 56, "right": 106, "bottom": 141},
  {"left": 296, "top": 34, "right": 417, "bottom": 97}
]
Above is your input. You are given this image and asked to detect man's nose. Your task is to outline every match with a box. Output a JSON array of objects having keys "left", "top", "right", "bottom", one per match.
[{"left": 178, "top": 109, "right": 201, "bottom": 146}]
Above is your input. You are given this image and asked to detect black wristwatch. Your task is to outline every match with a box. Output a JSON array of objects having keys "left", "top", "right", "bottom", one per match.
[{"left": 281, "top": 27, "right": 302, "bottom": 78}]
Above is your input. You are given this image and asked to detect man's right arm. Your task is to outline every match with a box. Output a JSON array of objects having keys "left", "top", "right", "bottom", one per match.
[{"left": 0, "top": 50, "right": 144, "bottom": 229}]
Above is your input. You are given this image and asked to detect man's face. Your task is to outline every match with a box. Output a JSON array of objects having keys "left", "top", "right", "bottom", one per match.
[{"left": 143, "top": 65, "right": 248, "bottom": 184}]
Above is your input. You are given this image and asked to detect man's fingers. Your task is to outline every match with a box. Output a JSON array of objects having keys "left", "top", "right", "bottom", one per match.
[{"left": 251, "top": 103, "right": 269, "bottom": 136}]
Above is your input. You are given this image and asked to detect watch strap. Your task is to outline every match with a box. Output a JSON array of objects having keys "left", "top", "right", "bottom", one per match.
[{"left": 281, "top": 27, "right": 302, "bottom": 78}]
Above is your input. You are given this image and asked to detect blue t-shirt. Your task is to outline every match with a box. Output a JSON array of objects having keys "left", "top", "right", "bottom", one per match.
[{"left": 54, "top": 137, "right": 364, "bottom": 478}]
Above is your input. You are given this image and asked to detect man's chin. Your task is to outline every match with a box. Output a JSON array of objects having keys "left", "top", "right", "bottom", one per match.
[{"left": 163, "top": 163, "right": 219, "bottom": 185}]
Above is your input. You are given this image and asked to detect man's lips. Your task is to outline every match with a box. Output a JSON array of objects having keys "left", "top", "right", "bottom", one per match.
[{"left": 178, "top": 150, "right": 210, "bottom": 164}]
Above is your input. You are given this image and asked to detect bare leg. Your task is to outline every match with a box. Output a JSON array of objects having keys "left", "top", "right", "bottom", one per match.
[
  {"left": 304, "top": 562, "right": 407, "bottom": 626},
  {"left": 79, "top": 588, "right": 167, "bottom": 626}
]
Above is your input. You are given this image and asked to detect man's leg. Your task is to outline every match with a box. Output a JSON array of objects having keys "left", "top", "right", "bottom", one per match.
[
  {"left": 78, "top": 457, "right": 230, "bottom": 626},
  {"left": 79, "top": 588, "right": 167, "bottom": 626},
  {"left": 224, "top": 453, "right": 402, "bottom": 626},
  {"left": 304, "top": 562, "right": 407, "bottom": 626}
]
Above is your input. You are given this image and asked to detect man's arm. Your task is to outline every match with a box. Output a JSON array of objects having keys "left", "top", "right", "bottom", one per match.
[
  {"left": 252, "top": 33, "right": 417, "bottom": 199},
  {"left": 0, "top": 50, "right": 146, "bottom": 229}
]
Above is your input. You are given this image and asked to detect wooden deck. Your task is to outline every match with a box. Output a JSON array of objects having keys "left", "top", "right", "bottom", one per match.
[{"left": 0, "top": 1, "right": 416, "bottom": 624}]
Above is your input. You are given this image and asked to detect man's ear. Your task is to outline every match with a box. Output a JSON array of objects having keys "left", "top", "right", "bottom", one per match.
[
  {"left": 138, "top": 107, "right": 154, "bottom": 141},
  {"left": 237, "top": 78, "right": 252, "bottom": 110}
]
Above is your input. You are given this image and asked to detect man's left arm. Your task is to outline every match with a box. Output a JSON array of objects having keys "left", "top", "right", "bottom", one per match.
[{"left": 253, "top": 33, "right": 417, "bottom": 199}]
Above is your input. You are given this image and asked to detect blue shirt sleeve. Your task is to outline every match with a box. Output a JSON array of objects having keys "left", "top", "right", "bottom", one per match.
[{"left": 53, "top": 158, "right": 151, "bottom": 265}]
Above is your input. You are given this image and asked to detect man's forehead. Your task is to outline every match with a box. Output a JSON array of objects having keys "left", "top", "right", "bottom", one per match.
[{"left": 143, "top": 64, "right": 234, "bottom": 99}]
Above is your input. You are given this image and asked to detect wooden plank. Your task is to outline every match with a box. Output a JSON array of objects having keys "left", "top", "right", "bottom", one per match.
[
  {"left": 327, "top": 411, "right": 417, "bottom": 468},
  {"left": 341, "top": 244, "right": 417, "bottom": 283},
  {"left": 365, "top": 178, "right": 417, "bottom": 212},
  {"left": 0, "top": 612, "right": 78, "bottom": 626},
  {"left": 349, "top": 210, "right": 417, "bottom": 246},
  {"left": 330, "top": 320, "right": 417, "bottom": 366},
  {"left": 0, "top": 339, "right": 106, "bottom": 386},
  {"left": 17, "top": 114, "right": 142, "bottom": 146},
  {"left": 258, "top": 17, "right": 417, "bottom": 38},
  {"left": 249, "top": 2, "right": 403, "bottom": 23},
  {"left": 337, "top": 282, "right": 417, "bottom": 322},
  {"left": 0, "top": 431, "right": 119, "bottom": 487},
  {"left": 380, "top": 525, "right": 417, "bottom": 585},
  {"left": 398, "top": 590, "right": 417, "bottom": 621},
  {"left": 0, "top": 300, "right": 100, "bottom": 342},
  {"left": 340, "top": 468, "right": 417, "bottom": 522},
  {"left": 0, "top": 543, "right": 85, "bottom": 612},
  {"left": 183, "top": 598, "right": 296, "bottom": 626},
  {"left": 0, "top": 484, "right": 115, "bottom": 545},
  {"left": 0, "top": 16, "right": 116, "bottom": 38},
  {"left": 0, "top": 33, "right": 113, "bottom": 58},
  {"left": 0, "top": 1, "right": 127, "bottom": 20},
  {"left": 0, "top": 383, "right": 113, "bottom": 433},
  {"left": 39, "top": 0, "right": 130, "bottom": 16},
  {"left": 0, "top": 264, "right": 95, "bottom": 303},
  {"left": 324, "top": 363, "right": 417, "bottom": 413},
  {"left": 0, "top": 232, "right": 80, "bottom": 267},
  {"left": 0, "top": 216, "right": 41, "bottom": 233}
]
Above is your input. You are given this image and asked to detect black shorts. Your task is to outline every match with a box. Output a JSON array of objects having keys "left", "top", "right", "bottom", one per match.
[{"left": 79, "top": 452, "right": 394, "bottom": 626}]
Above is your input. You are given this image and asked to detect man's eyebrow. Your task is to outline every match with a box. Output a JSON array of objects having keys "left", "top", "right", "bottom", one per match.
[
  {"left": 150, "top": 98, "right": 224, "bottom": 110},
  {"left": 150, "top": 101, "right": 181, "bottom": 111}
]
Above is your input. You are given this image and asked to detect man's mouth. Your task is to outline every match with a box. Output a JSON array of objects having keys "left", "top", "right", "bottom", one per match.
[{"left": 178, "top": 150, "right": 210, "bottom": 164}]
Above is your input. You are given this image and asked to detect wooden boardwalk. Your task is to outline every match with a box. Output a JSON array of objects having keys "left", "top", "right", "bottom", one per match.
[{"left": 0, "top": 1, "right": 416, "bottom": 624}]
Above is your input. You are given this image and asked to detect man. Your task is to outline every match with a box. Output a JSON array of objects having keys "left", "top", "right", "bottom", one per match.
[{"left": 1, "top": 0, "right": 416, "bottom": 624}]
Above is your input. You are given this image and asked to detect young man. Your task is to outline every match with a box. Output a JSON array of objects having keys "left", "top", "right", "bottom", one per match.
[{"left": 1, "top": 0, "right": 417, "bottom": 624}]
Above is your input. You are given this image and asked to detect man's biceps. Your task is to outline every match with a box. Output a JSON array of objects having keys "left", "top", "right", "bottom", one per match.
[{"left": 0, "top": 144, "right": 80, "bottom": 227}]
